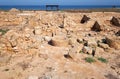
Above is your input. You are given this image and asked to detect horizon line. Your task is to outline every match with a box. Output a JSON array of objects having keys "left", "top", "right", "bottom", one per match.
[{"left": 0, "top": 4, "right": 120, "bottom": 6}]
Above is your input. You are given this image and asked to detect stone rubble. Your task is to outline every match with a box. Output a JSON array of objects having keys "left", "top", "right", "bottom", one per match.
[{"left": 0, "top": 10, "right": 120, "bottom": 79}]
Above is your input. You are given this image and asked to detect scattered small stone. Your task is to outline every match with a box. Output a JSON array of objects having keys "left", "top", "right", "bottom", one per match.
[
  {"left": 44, "top": 36, "right": 52, "bottom": 42},
  {"left": 59, "top": 24, "right": 64, "bottom": 28},
  {"left": 82, "top": 46, "right": 92, "bottom": 54},
  {"left": 64, "top": 70, "right": 68, "bottom": 73},
  {"left": 115, "top": 30, "right": 120, "bottom": 36},
  {"left": 83, "top": 39, "right": 88, "bottom": 46},
  {"left": 101, "top": 38, "right": 107, "bottom": 44},
  {"left": 4, "top": 68, "right": 9, "bottom": 71},
  {"left": 46, "top": 67, "right": 54, "bottom": 72},
  {"left": 111, "top": 66, "right": 116, "bottom": 70},
  {"left": 77, "top": 38, "right": 83, "bottom": 44},
  {"left": 64, "top": 53, "right": 73, "bottom": 59}
]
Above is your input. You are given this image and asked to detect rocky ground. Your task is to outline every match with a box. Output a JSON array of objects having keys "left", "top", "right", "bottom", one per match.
[{"left": 0, "top": 9, "right": 120, "bottom": 79}]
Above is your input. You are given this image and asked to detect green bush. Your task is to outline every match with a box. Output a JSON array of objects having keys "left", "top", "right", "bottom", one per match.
[
  {"left": 0, "top": 29, "right": 9, "bottom": 35},
  {"left": 85, "top": 57, "right": 96, "bottom": 63},
  {"left": 79, "top": 50, "right": 83, "bottom": 53},
  {"left": 97, "top": 57, "right": 108, "bottom": 63}
]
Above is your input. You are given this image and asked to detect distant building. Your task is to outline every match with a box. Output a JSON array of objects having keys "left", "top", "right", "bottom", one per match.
[
  {"left": 112, "top": 5, "right": 116, "bottom": 8},
  {"left": 46, "top": 5, "right": 59, "bottom": 11}
]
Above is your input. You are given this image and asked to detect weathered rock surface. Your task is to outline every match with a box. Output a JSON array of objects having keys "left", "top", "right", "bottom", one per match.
[
  {"left": 98, "top": 42, "right": 109, "bottom": 49},
  {"left": 106, "top": 37, "right": 120, "bottom": 49}
]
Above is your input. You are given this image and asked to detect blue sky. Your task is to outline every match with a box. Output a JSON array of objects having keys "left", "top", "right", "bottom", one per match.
[{"left": 0, "top": 0, "right": 119, "bottom": 5}]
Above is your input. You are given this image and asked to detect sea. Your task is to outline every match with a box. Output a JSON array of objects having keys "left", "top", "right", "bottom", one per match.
[{"left": 0, "top": 5, "right": 120, "bottom": 10}]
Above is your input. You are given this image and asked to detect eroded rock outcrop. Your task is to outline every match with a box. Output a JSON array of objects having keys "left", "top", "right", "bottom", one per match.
[
  {"left": 110, "top": 16, "right": 120, "bottom": 26},
  {"left": 91, "top": 21, "right": 102, "bottom": 32},
  {"left": 80, "top": 15, "right": 90, "bottom": 23}
]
